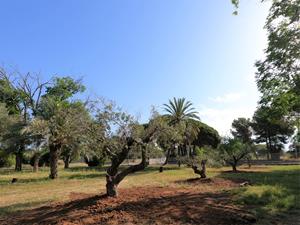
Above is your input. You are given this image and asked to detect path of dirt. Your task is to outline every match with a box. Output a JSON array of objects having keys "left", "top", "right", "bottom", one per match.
[{"left": 0, "top": 178, "right": 256, "bottom": 225}]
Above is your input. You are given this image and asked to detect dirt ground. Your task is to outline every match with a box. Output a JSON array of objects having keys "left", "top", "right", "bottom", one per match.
[{"left": 0, "top": 178, "right": 256, "bottom": 225}]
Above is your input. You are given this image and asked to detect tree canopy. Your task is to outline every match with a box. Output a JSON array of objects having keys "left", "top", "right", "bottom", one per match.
[{"left": 255, "top": 0, "right": 299, "bottom": 116}]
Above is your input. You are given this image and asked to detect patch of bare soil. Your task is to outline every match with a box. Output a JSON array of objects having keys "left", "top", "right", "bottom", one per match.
[{"left": 0, "top": 179, "right": 256, "bottom": 225}]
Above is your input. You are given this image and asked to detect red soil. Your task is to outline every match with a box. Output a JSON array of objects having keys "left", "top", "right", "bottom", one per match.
[{"left": 0, "top": 178, "right": 256, "bottom": 225}]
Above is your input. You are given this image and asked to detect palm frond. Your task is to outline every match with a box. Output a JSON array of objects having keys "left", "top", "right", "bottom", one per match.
[{"left": 163, "top": 97, "right": 200, "bottom": 122}]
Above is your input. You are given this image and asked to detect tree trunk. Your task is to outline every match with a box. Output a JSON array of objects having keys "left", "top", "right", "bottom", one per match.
[
  {"left": 192, "top": 160, "right": 207, "bottom": 178},
  {"left": 64, "top": 155, "right": 71, "bottom": 169},
  {"left": 33, "top": 154, "right": 40, "bottom": 172},
  {"left": 163, "top": 148, "right": 171, "bottom": 166},
  {"left": 106, "top": 175, "right": 118, "bottom": 197},
  {"left": 177, "top": 160, "right": 181, "bottom": 167},
  {"left": 105, "top": 142, "right": 149, "bottom": 197},
  {"left": 247, "top": 158, "right": 251, "bottom": 168},
  {"left": 15, "top": 152, "right": 23, "bottom": 171},
  {"left": 49, "top": 144, "right": 60, "bottom": 179},
  {"left": 200, "top": 160, "right": 206, "bottom": 178},
  {"left": 232, "top": 163, "right": 237, "bottom": 172}
]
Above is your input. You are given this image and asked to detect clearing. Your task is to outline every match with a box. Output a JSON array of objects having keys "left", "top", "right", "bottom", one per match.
[{"left": 0, "top": 164, "right": 299, "bottom": 225}]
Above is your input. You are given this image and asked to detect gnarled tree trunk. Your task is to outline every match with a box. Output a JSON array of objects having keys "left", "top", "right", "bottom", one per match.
[
  {"left": 163, "top": 148, "right": 171, "bottom": 166},
  {"left": 232, "top": 163, "right": 237, "bottom": 172},
  {"left": 106, "top": 138, "right": 149, "bottom": 197},
  {"left": 49, "top": 143, "right": 61, "bottom": 179},
  {"left": 33, "top": 154, "right": 40, "bottom": 172},
  {"left": 192, "top": 160, "right": 207, "bottom": 178},
  {"left": 106, "top": 175, "right": 118, "bottom": 197},
  {"left": 15, "top": 151, "right": 23, "bottom": 171},
  {"left": 63, "top": 154, "right": 71, "bottom": 169}
]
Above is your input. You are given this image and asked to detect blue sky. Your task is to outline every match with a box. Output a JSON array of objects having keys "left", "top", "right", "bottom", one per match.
[{"left": 0, "top": 0, "right": 271, "bottom": 135}]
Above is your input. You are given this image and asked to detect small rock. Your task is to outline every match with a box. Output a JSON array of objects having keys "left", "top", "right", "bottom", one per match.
[
  {"left": 11, "top": 178, "right": 18, "bottom": 183},
  {"left": 239, "top": 181, "right": 251, "bottom": 187}
]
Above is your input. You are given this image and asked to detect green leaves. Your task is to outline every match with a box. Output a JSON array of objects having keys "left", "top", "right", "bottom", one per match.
[
  {"left": 231, "top": 118, "right": 252, "bottom": 144},
  {"left": 163, "top": 97, "right": 200, "bottom": 124},
  {"left": 252, "top": 105, "right": 295, "bottom": 153},
  {"left": 231, "top": 0, "right": 239, "bottom": 15},
  {"left": 44, "top": 76, "right": 86, "bottom": 102},
  {"left": 219, "top": 137, "right": 251, "bottom": 163},
  {"left": 255, "top": 0, "right": 300, "bottom": 117}
]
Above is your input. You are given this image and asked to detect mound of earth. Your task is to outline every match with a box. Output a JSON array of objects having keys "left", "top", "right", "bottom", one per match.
[{"left": 0, "top": 179, "right": 256, "bottom": 225}]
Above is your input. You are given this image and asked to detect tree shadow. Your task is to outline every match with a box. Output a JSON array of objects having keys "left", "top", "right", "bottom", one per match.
[
  {"left": 0, "top": 200, "right": 50, "bottom": 217},
  {"left": 1, "top": 194, "right": 107, "bottom": 225},
  {"left": 0, "top": 172, "right": 106, "bottom": 185},
  {"left": 2, "top": 190, "right": 257, "bottom": 225},
  {"left": 0, "top": 177, "right": 50, "bottom": 185}
]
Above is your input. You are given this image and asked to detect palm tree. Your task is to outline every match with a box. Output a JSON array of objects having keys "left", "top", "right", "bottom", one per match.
[
  {"left": 162, "top": 97, "right": 200, "bottom": 166},
  {"left": 163, "top": 97, "right": 200, "bottom": 124}
]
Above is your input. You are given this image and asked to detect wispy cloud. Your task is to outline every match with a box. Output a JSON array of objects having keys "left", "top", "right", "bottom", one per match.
[{"left": 209, "top": 92, "right": 243, "bottom": 103}]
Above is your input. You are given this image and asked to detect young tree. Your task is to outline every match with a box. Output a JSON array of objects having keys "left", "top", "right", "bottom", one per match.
[{"left": 219, "top": 137, "right": 252, "bottom": 172}]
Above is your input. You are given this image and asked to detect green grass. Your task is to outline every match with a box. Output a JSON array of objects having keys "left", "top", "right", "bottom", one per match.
[
  {"left": 0, "top": 163, "right": 299, "bottom": 224},
  {"left": 218, "top": 165, "right": 300, "bottom": 224},
  {"left": 0, "top": 163, "right": 200, "bottom": 216}
]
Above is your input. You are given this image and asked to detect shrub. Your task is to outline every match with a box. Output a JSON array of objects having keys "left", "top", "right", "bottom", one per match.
[
  {"left": 0, "top": 150, "right": 15, "bottom": 168},
  {"left": 84, "top": 155, "right": 105, "bottom": 167},
  {"left": 195, "top": 146, "right": 223, "bottom": 168}
]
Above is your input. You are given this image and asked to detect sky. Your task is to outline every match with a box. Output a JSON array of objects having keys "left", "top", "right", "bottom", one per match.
[{"left": 0, "top": 0, "right": 271, "bottom": 136}]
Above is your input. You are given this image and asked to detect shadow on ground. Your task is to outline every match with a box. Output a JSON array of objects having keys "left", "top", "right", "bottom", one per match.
[{"left": 0, "top": 187, "right": 256, "bottom": 225}]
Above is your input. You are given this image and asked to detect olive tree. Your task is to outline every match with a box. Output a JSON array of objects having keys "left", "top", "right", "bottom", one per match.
[
  {"left": 219, "top": 137, "right": 252, "bottom": 172},
  {"left": 88, "top": 101, "right": 170, "bottom": 197},
  {"left": 26, "top": 100, "right": 90, "bottom": 179}
]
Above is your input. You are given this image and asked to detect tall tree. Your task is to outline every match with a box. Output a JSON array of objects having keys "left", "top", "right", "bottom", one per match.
[
  {"left": 0, "top": 103, "right": 11, "bottom": 135},
  {"left": 252, "top": 106, "right": 295, "bottom": 160},
  {"left": 255, "top": 0, "right": 299, "bottom": 116},
  {"left": 162, "top": 98, "right": 200, "bottom": 163},
  {"left": 231, "top": 118, "right": 252, "bottom": 144},
  {"left": 163, "top": 97, "right": 200, "bottom": 124},
  {"left": 0, "top": 69, "right": 48, "bottom": 171},
  {"left": 192, "top": 120, "right": 220, "bottom": 149},
  {"left": 26, "top": 77, "right": 87, "bottom": 178}
]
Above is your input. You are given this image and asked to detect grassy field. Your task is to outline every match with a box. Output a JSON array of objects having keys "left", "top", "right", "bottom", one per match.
[{"left": 0, "top": 163, "right": 299, "bottom": 224}]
